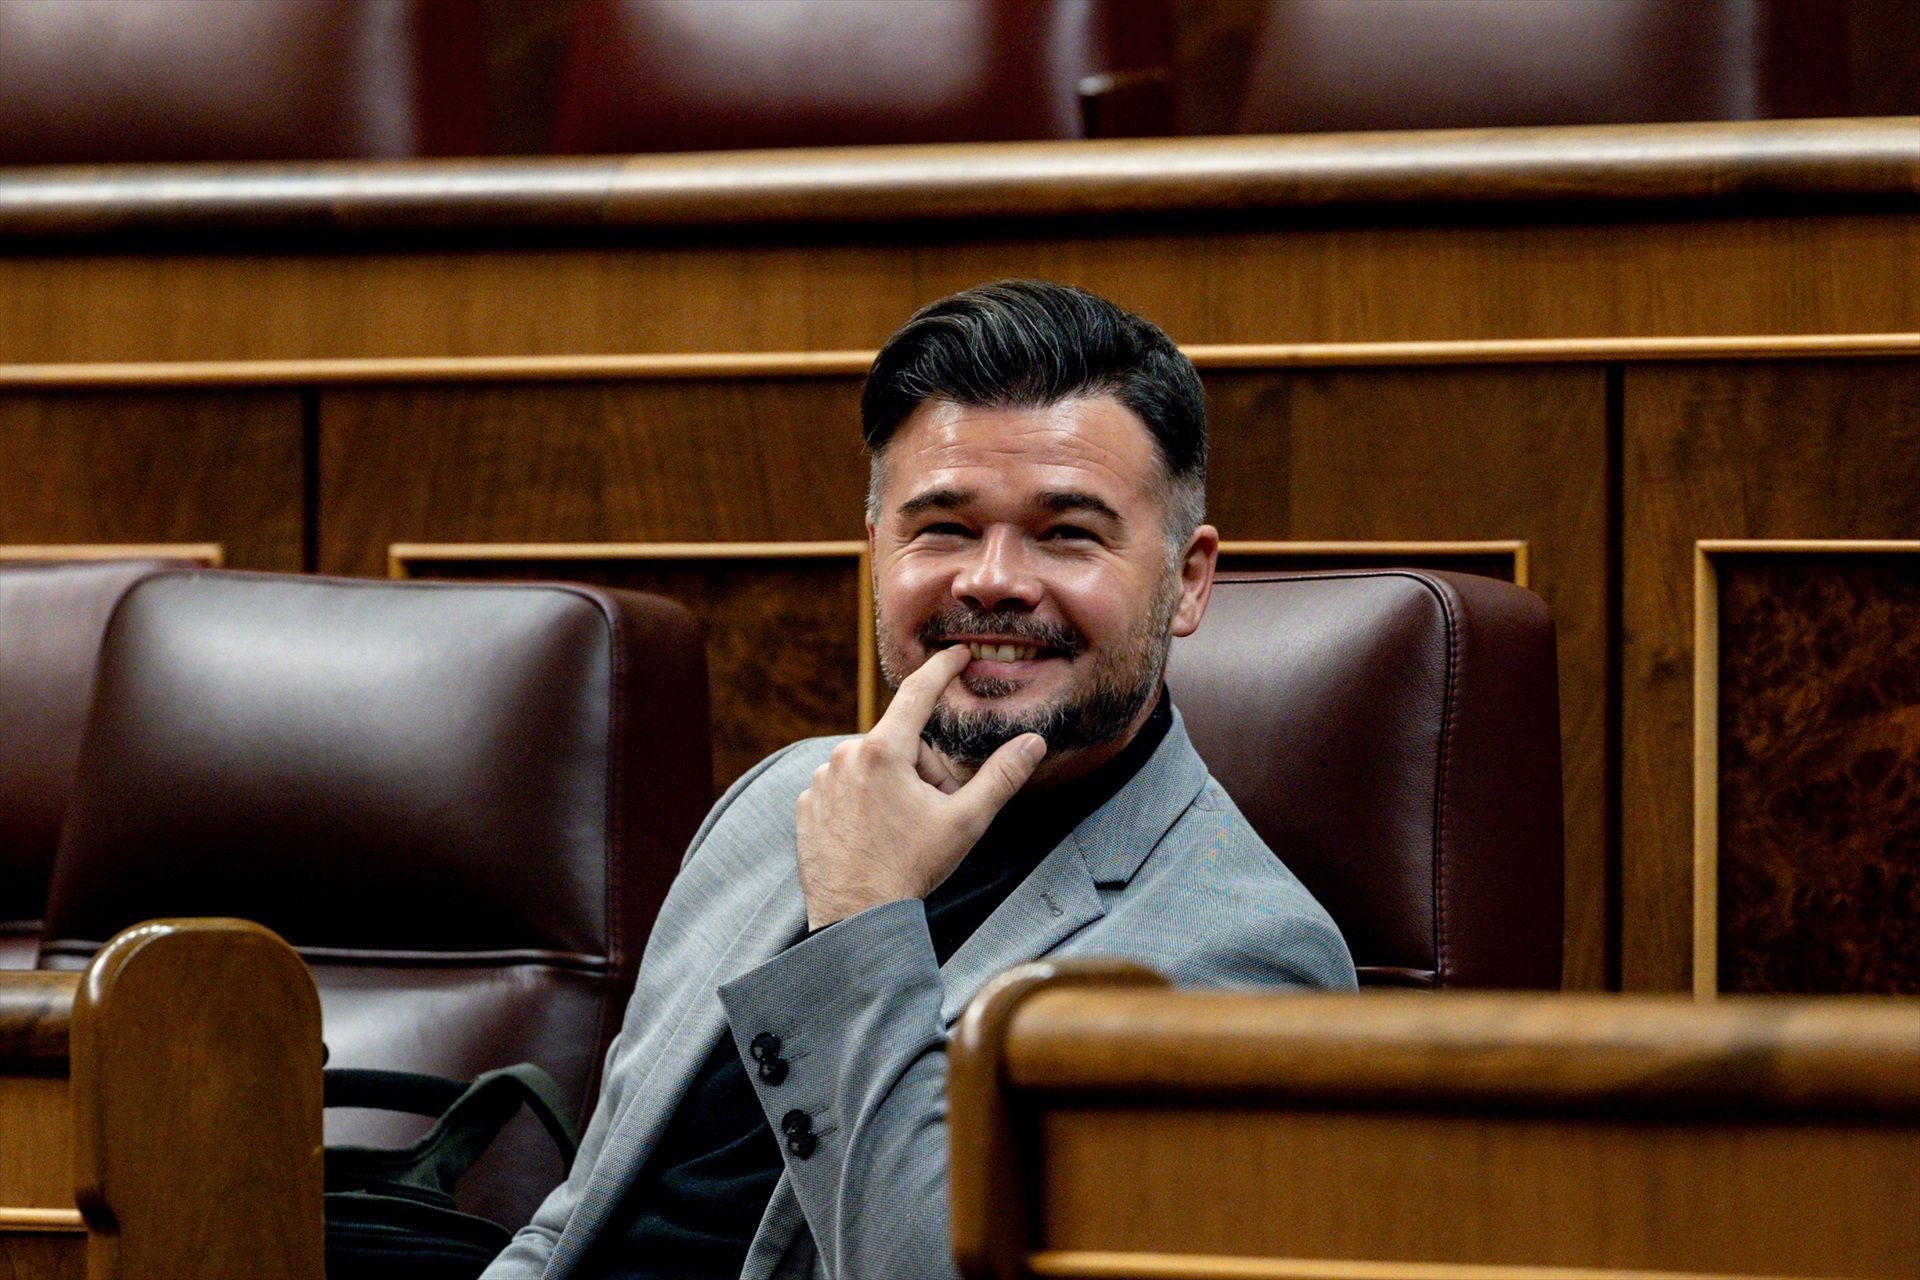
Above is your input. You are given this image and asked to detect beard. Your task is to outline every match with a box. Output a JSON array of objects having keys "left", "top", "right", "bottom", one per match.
[{"left": 876, "top": 573, "right": 1179, "bottom": 769}]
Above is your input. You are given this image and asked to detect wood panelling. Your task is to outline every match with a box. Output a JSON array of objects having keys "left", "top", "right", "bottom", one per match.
[
  {"left": 0, "top": 1234, "right": 84, "bottom": 1280},
  {"left": 1218, "top": 541, "right": 1524, "bottom": 586},
  {"left": 1707, "top": 548, "right": 1920, "bottom": 995},
  {"left": 396, "top": 545, "right": 869, "bottom": 791},
  {"left": 1037, "top": 1107, "right": 1920, "bottom": 1275},
  {"left": 1624, "top": 363, "right": 1920, "bottom": 991},
  {"left": 951, "top": 965, "right": 1920, "bottom": 1280},
  {"left": 317, "top": 380, "right": 870, "bottom": 577},
  {"left": 0, "top": 1076, "right": 71, "bottom": 1208},
  {"left": 0, "top": 392, "right": 302, "bottom": 570},
  {"left": 1205, "top": 367, "right": 1607, "bottom": 989},
  {"left": 4, "top": 213, "right": 1919, "bottom": 365},
  {"left": 7, "top": 128, "right": 1919, "bottom": 991}
]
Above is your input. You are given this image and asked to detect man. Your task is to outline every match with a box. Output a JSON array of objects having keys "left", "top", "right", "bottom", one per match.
[{"left": 484, "top": 280, "right": 1355, "bottom": 1280}]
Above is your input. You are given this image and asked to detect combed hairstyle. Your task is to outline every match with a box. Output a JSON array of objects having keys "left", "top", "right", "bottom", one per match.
[{"left": 860, "top": 280, "right": 1207, "bottom": 553}]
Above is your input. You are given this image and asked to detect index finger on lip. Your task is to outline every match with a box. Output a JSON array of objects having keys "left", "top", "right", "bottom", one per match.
[{"left": 870, "top": 644, "right": 970, "bottom": 749}]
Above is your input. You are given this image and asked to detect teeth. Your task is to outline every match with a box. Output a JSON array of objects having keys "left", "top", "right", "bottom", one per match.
[{"left": 967, "top": 642, "right": 1038, "bottom": 662}]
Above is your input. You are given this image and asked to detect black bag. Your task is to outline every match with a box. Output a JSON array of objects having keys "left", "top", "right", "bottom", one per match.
[{"left": 323, "top": 1064, "right": 581, "bottom": 1280}]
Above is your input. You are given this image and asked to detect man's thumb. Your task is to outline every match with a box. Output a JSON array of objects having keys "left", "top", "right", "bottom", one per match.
[{"left": 959, "top": 733, "right": 1047, "bottom": 815}]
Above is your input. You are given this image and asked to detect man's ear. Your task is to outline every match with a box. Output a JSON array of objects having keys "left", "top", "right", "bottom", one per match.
[{"left": 1170, "top": 524, "right": 1219, "bottom": 638}]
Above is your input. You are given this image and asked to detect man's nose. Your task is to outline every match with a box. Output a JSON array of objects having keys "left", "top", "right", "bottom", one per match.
[{"left": 950, "top": 527, "right": 1043, "bottom": 611}]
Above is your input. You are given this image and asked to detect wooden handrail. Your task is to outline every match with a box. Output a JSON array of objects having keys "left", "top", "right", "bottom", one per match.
[
  {"left": 1, "top": 118, "right": 1916, "bottom": 245},
  {"left": 0, "top": 972, "right": 80, "bottom": 1062},
  {"left": 995, "top": 987, "right": 1920, "bottom": 1118}
]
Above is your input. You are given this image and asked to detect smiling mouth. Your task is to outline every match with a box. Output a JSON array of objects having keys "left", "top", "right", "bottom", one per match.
[{"left": 964, "top": 641, "right": 1043, "bottom": 662}]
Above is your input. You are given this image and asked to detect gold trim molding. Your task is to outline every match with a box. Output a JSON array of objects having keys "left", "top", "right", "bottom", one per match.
[
  {"left": 0, "top": 542, "right": 224, "bottom": 565},
  {"left": 2, "top": 334, "right": 1917, "bottom": 389}
]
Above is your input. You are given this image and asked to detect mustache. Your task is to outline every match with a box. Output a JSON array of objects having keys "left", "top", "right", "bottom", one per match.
[{"left": 916, "top": 606, "right": 1083, "bottom": 657}]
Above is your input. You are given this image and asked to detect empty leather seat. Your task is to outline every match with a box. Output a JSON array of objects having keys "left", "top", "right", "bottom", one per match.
[
  {"left": 1167, "top": 570, "right": 1563, "bottom": 989},
  {"left": 551, "top": 0, "right": 1172, "bottom": 153},
  {"left": 0, "top": 0, "right": 488, "bottom": 165},
  {"left": 40, "top": 571, "right": 711, "bottom": 1228},
  {"left": 1232, "top": 0, "right": 1767, "bottom": 134},
  {"left": 0, "top": 558, "right": 191, "bottom": 970}
]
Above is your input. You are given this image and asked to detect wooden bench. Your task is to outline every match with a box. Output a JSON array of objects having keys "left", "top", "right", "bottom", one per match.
[
  {"left": 0, "top": 918, "right": 322, "bottom": 1280},
  {"left": 950, "top": 960, "right": 1920, "bottom": 1280}
]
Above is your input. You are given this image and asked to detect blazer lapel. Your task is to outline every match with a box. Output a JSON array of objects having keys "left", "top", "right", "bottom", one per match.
[{"left": 937, "top": 710, "right": 1211, "bottom": 1025}]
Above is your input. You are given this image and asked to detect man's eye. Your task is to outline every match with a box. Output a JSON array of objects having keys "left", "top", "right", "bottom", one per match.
[
  {"left": 1042, "top": 525, "right": 1097, "bottom": 541},
  {"left": 917, "top": 522, "right": 970, "bottom": 538}
]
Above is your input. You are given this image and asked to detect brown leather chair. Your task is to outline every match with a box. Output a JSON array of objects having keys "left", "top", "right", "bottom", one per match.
[
  {"left": 1231, "top": 0, "right": 1768, "bottom": 134},
  {"left": 40, "top": 571, "right": 711, "bottom": 1228},
  {"left": 0, "top": 558, "right": 193, "bottom": 970},
  {"left": 551, "top": 0, "right": 1173, "bottom": 154},
  {"left": 1166, "top": 570, "right": 1563, "bottom": 989},
  {"left": 0, "top": 0, "right": 488, "bottom": 165}
]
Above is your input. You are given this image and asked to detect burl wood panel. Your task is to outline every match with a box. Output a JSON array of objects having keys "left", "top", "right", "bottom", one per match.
[
  {"left": 318, "top": 380, "right": 870, "bottom": 577},
  {"left": 405, "top": 554, "right": 862, "bottom": 793},
  {"left": 1717, "top": 554, "right": 1920, "bottom": 994},
  {"left": 1204, "top": 367, "right": 1607, "bottom": 988},
  {"left": 1037, "top": 1106, "right": 1920, "bottom": 1277},
  {"left": 0, "top": 391, "right": 302, "bottom": 569},
  {"left": 1623, "top": 361, "right": 1920, "bottom": 991}
]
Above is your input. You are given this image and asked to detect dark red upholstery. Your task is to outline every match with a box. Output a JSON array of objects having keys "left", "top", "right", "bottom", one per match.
[
  {"left": 551, "top": 0, "right": 1173, "bottom": 153},
  {"left": 0, "top": 559, "right": 192, "bottom": 970},
  {"left": 0, "top": 0, "right": 487, "bottom": 165},
  {"left": 41, "top": 571, "right": 711, "bottom": 1228},
  {"left": 1233, "top": 0, "right": 1762, "bottom": 134},
  {"left": 1166, "top": 570, "right": 1563, "bottom": 989}
]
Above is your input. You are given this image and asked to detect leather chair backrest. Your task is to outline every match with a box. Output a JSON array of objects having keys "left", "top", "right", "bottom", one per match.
[
  {"left": 0, "top": 0, "right": 487, "bottom": 164},
  {"left": 551, "top": 0, "right": 1171, "bottom": 153},
  {"left": 1233, "top": 0, "right": 1761, "bottom": 134},
  {"left": 41, "top": 571, "right": 711, "bottom": 1227},
  {"left": 0, "top": 559, "right": 191, "bottom": 970},
  {"left": 1166, "top": 570, "right": 1563, "bottom": 989}
]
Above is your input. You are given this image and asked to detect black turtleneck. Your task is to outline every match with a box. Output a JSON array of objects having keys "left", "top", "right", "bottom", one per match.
[{"left": 589, "top": 691, "right": 1173, "bottom": 1280}]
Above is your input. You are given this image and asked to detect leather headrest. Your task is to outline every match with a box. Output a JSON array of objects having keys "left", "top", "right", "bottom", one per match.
[
  {"left": 43, "top": 572, "right": 709, "bottom": 967},
  {"left": 1, "top": 558, "right": 194, "bottom": 932},
  {"left": 1168, "top": 570, "right": 1563, "bottom": 989}
]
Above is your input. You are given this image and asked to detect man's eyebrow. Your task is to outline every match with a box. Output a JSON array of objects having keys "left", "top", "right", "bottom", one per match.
[
  {"left": 896, "top": 488, "right": 970, "bottom": 518},
  {"left": 1037, "top": 491, "right": 1123, "bottom": 523}
]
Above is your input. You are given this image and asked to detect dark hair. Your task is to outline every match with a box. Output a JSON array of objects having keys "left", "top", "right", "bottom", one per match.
[{"left": 860, "top": 280, "right": 1207, "bottom": 538}]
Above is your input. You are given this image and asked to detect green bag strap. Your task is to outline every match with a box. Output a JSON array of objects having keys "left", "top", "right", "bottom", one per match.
[{"left": 324, "top": 1064, "right": 581, "bottom": 1201}]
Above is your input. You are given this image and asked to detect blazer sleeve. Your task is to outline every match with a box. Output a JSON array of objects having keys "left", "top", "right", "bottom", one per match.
[
  {"left": 717, "top": 898, "right": 955, "bottom": 1280},
  {"left": 715, "top": 888, "right": 1353, "bottom": 1280},
  {"left": 479, "top": 743, "right": 809, "bottom": 1280}
]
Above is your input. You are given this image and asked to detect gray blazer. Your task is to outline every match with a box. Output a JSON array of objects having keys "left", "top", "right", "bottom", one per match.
[{"left": 483, "top": 710, "right": 1355, "bottom": 1280}]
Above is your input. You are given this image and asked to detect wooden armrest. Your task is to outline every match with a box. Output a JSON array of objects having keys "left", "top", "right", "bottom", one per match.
[{"left": 0, "top": 919, "right": 323, "bottom": 1280}]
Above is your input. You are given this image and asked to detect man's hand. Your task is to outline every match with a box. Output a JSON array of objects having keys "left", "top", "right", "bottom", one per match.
[{"left": 794, "top": 645, "right": 1047, "bottom": 929}]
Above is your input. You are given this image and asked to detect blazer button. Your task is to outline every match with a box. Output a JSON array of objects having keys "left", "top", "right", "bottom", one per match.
[
  {"left": 757, "top": 1055, "right": 789, "bottom": 1085},
  {"left": 780, "top": 1108, "right": 811, "bottom": 1137},
  {"left": 787, "top": 1130, "right": 818, "bottom": 1159},
  {"left": 749, "top": 1032, "right": 782, "bottom": 1062}
]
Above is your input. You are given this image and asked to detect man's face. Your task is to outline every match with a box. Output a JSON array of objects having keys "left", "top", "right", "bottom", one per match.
[{"left": 869, "top": 396, "right": 1216, "bottom": 778}]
